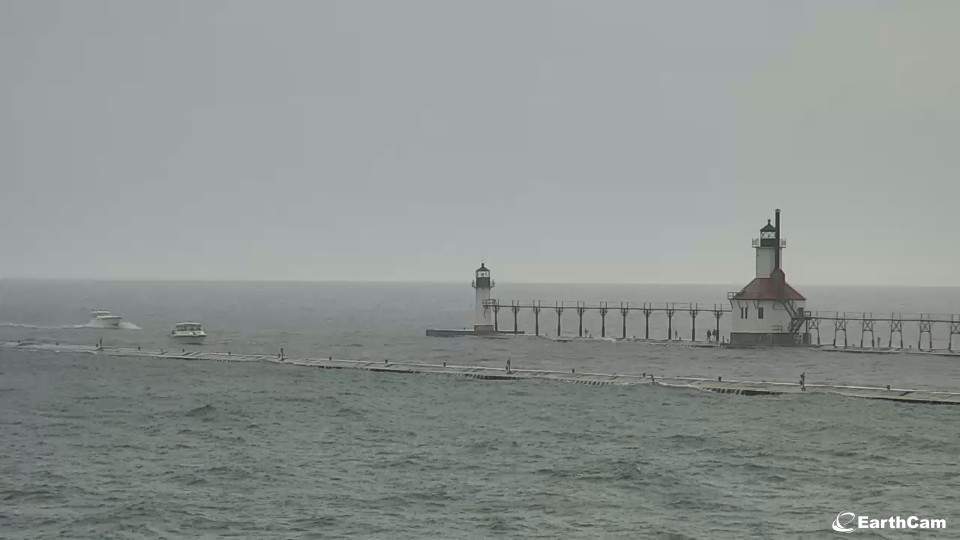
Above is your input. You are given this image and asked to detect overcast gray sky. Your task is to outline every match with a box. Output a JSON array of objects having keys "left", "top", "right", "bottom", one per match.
[{"left": 2, "top": 0, "right": 957, "bottom": 285}]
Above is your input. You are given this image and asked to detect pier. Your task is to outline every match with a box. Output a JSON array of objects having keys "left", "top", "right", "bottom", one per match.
[
  {"left": 433, "top": 297, "right": 960, "bottom": 353},
  {"left": 5, "top": 340, "right": 959, "bottom": 405},
  {"left": 428, "top": 212, "right": 959, "bottom": 350},
  {"left": 485, "top": 300, "right": 730, "bottom": 341},
  {"left": 802, "top": 312, "right": 960, "bottom": 352}
]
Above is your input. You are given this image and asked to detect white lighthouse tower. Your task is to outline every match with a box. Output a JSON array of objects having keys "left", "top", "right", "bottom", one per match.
[
  {"left": 729, "top": 209, "right": 807, "bottom": 346},
  {"left": 472, "top": 263, "right": 496, "bottom": 335}
]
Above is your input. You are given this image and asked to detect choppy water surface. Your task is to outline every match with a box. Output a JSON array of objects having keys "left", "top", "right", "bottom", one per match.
[{"left": 2, "top": 280, "right": 959, "bottom": 537}]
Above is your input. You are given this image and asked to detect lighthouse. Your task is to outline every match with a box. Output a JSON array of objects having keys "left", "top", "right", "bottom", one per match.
[
  {"left": 729, "top": 209, "right": 807, "bottom": 346},
  {"left": 472, "top": 263, "right": 496, "bottom": 335}
]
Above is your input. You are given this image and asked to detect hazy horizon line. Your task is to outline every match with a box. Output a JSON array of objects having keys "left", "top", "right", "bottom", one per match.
[{"left": 2, "top": 276, "right": 958, "bottom": 288}]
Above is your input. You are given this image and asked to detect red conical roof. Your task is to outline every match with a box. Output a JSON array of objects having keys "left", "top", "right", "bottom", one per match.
[{"left": 733, "top": 269, "right": 805, "bottom": 301}]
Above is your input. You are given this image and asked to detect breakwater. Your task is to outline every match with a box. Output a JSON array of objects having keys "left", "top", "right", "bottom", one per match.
[{"left": 5, "top": 340, "right": 959, "bottom": 405}]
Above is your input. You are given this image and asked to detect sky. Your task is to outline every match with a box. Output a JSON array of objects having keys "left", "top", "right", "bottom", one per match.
[{"left": 1, "top": 0, "right": 957, "bottom": 285}]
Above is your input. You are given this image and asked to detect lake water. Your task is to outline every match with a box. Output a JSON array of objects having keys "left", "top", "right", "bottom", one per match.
[{"left": 1, "top": 280, "right": 958, "bottom": 537}]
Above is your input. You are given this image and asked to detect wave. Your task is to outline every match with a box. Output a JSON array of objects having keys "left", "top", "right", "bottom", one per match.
[
  {"left": 185, "top": 404, "right": 217, "bottom": 417},
  {"left": 1, "top": 488, "right": 58, "bottom": 503}
]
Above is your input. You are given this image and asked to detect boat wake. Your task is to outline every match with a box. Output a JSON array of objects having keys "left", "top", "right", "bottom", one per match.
[
  {"left": 87, "top": 319, "right": 142, "bottom": 330},
  {"left": 0, "top": 322, "right": 87, "bottom": 330},
  {"left": 0, "top": 320, "right": 142, "bottom": 330}
]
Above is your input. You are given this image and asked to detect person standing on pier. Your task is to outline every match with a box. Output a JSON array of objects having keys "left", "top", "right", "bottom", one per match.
[{"left": 800, "top": 372, "right": 806, "bottom": 392}]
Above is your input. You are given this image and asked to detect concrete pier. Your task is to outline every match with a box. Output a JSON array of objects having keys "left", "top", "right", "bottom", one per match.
[
  {"left": 425, "top": 328, "right": 476, "bottom": 337},
  {"left": 425, "top": 328, "right": 524, "bottom": 337},
  {"left": 6, "top": 341, "right": 959, "bottom": 405}
]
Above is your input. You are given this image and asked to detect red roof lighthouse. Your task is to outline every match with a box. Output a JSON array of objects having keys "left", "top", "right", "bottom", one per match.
[{"left": 729, "top": 209, "right": 807, "bottom": 346}]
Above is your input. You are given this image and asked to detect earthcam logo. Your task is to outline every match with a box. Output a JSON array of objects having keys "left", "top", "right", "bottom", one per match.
[
  {"left": 832, "top": 511, "right": 946, "bottom": 533},
  {"left": 832, "top": 512, "right": 857, "bottom": 533}
]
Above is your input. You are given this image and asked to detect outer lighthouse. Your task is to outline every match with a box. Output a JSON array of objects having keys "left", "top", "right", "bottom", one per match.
[
  {"left": 472, "top": 263, "right": 496, "bottom": 335},
  {"left": 729, "top": 209, "right": 807, "bottom": 346}
]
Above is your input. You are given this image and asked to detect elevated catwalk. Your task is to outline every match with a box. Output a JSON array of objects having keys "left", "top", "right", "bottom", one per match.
[{"left": 5, "top": 341, "right": 959, "bottom": 405}]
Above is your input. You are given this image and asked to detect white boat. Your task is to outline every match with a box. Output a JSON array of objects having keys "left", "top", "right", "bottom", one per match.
[
  {"left": 90, "top": 309, "right": 122, "bottom": 327},
  {"left": 171, "top": 322, "right": 207, "bottom": 344}
]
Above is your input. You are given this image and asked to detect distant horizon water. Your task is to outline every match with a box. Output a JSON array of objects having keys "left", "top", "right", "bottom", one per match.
[{"left": 4, "top": 276, "right": 960, "bottom": 289}]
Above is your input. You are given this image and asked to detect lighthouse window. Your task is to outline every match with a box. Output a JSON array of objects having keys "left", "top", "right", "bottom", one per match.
[{"left": 758, "top": 307, "right": 764, "bottom": 319}]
